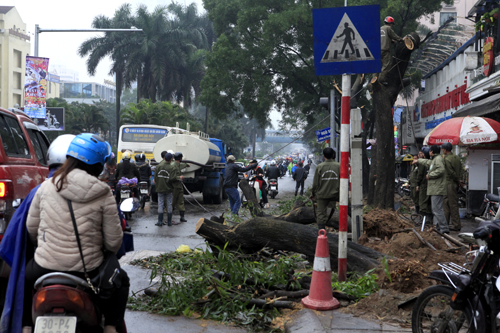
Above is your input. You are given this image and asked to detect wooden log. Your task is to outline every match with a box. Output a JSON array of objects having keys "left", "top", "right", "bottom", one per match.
[
  {"left": 411, "top": 228, "right": 436, "bottom": 251},
  {"left": 432, "top": 229, "right": 468, "bottom": 248},
  {"left": 196, "top": 217, "right": 384, "bottom": 274},
  {"left": 275, "top": 206, "right": 316, "bottom": 224},
  {"left": 239, "top": 179, "right": 263, "bottom": 217}
]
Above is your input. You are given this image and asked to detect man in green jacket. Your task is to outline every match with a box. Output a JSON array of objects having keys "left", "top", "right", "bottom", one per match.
[
  {"left": 416, "top": 149, "right": 432, "bottom": 219},
  {"left": 172, "top": 152, "right": 190, "bottom": 222},
  {"left": 380, "top": 16, "right": 403, "bottom": 82},
  {"left": 414, "top": 145, "right": 449, "bottom": 234},
  {"left": 154, "top": 153, "right": 182, "bottom": 226},
  {"left": 409, "top": 155, "right": 420, "bottom": 213},
  {"left": 442, "top": 142, "right": 463, "bottom": 231},
  {"left": 310, "top": 147, "right": 340, "bottom": 230}
]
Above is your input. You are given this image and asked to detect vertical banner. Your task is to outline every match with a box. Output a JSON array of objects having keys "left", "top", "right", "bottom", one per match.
[{"left": 24, "top": 56, "right": 49, "bottom": 119}]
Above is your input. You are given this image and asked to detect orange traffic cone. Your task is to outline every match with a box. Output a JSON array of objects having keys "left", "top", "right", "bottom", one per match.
[{"left": 301, "top": 229, "right": 340, "bottom": 310}]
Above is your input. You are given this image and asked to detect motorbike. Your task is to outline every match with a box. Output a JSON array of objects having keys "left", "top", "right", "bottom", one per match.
[
  {"left": 138, "top": 181, "right": 150, "bottom": 209},
  {"left": 395, "top": 177, "right": 409, "bottom": 196},
  {"left": 241, "top": 175, "right": 264, "bottom": 208},
  {"left": 43, "top": 115, "right": 60, "bottom": 129},
  {"left": 119, "top": 185, "right": 137, "bottom": 219},
  {"left": 32, "top": 272, "right": 127, "bottom": 333},
  {"left": 268, "top": 179, "right": 279, "bottom": 199},
  {"left": 479, "top": 192, "right": 500, "bottom": 220},
  {"left": 411, "top": 219, "right": 500, "bottom": 333}
]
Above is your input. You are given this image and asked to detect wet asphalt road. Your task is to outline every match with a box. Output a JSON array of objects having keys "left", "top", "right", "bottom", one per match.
[{"left": 122, "top": 167, "right": 315, "bottom": 332}]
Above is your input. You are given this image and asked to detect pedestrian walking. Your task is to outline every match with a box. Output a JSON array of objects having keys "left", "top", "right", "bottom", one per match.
[
  {"left": 223, "top": 155, "right": 257, "bottom": 215},
  {"left": 414, "top": 145, "right": 449, "bottom": 234},
  {"left": 172, "top": 152, "right": 190, "bottom": 222},
  {"left": 409, "top": 155, "right": 420, "bottom": 213},
  {"left": 442, "top": 143, "right": 463, "bottom": 231},
  {"left": 310, "top": 148, "right": 340, "bottom": 230},
  {"left": 293, "top": 162, "right": 307, "bottom": 196}
]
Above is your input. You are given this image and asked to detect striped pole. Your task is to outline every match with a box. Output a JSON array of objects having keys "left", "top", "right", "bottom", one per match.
[{"left": 338, "top": 74, "right": 350, "bottom": 282}]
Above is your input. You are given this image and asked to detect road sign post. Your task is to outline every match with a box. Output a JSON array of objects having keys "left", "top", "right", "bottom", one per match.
[{"left": 313, "top": 5, "right": 380, "bottom": 282}]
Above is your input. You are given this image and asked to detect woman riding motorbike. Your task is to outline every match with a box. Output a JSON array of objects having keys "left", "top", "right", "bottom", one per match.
[{"left": 23, "top": 133, "right": 129, "bottom": 333}]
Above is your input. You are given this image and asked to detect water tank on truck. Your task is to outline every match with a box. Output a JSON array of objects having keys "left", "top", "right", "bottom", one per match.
[{"left": 153, "top": 128, "right": 226, "bottom": 204}]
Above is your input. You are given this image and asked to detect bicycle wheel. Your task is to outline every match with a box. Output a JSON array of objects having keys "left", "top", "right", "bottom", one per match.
[{"left": 412, "top": 285, "right": 472, "bottom": 333}]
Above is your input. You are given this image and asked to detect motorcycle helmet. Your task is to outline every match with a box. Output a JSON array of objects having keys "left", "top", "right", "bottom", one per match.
[
  {"left": 135, "top": 153, "right": 146, "bottom": 162},
  {"left": 421, "top": 147, "right": 430, "bottom": 159},
  {"left": 67, "top": 133, "right": 112, "bottom": 166},
  {"left": 122, "top": 151, "right": 131, "bottom": 160},
  {"left": 384, "top": 16, "right": 395, "bottom": 24},
  {"left": 174, "top": 152, "right": 183, "bottom": 161},
  {"left": 271, "top": 160, "right": 276, "bottom": 166},
  {"left": 47, "top": 134, "right": 76, "bottom": 167},
  {"left": 441, "top": 142, "right": 452, "bottom": 152}
]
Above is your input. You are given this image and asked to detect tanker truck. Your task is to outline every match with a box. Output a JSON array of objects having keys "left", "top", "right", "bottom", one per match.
[{"left": 153, "top": 125, "right": 227, "bottom": 204}]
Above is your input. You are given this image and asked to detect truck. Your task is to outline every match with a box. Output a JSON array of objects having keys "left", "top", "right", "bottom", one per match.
[{"left": 153, "top": 125, "right": 227, "bottom": 204}]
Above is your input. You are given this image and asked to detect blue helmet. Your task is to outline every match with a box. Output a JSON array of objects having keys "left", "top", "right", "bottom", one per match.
[{"left": 67, "top": 133, "right": 112, "bottom": 166}]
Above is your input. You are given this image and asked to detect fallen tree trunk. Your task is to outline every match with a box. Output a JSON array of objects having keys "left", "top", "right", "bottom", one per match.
[
  {"left": 196, "top": 217, "right": 383, "bottom": 274},
  {"left": 239, "top": 179, "right": 263, "bottom": 217}
]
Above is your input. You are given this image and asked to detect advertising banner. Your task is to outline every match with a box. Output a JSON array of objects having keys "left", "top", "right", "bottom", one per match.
[
  {"left": 37, "top": 107, "right": 64, "bottom": 131},
  {"left": 24, "top": 56, "right": 49, "bottom": 119}
]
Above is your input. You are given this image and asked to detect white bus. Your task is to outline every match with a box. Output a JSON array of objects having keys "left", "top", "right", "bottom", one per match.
[{"left": 116, "top": 124, "right": 187, "bottom": 162}]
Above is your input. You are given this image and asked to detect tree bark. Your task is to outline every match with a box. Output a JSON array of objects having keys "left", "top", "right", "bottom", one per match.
[
  {"left": 239, "top": 179, "right": 264, "bottom": 217},
  {"left": 367, "top": 142, "right": 377, "bottom": 206},
  {"left": 195, "top": 218, "right": 383, "bottom": 274},
  {"left": 371, "top": 33, "right": 421, "bottom": 210}
]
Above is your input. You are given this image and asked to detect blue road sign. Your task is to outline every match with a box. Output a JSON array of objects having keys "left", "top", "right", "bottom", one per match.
[
  {"left": 315, "top": 127, "right": 336, "bottom": 142},
  {"left": 313, "top": 5, "right": 381, "bottom": 76}
]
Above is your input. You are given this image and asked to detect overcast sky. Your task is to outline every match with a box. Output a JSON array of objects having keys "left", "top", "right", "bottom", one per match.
[{"left": 13, "top": 0, "right": 282, "bottom": 128}]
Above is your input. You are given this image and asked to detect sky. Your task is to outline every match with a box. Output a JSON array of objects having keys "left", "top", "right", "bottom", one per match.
[{"left": 13, "top": 0, "right": 282, "bottom": 128}]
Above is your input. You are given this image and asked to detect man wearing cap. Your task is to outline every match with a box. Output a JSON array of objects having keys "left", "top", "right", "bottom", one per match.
[
  {"left": 154, "top": 153, "right": 180, "bottom": 226},
  {"left": 224, "top": 155, "right": 257, "bottom": 215},
  {"left": 442, "top": 143, "right": 463, "bottom": 231}
]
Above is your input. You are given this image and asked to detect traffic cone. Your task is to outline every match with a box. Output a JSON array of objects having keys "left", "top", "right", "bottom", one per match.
[{"left": 301, "top": 229, "right": 340, "bottom": 310}]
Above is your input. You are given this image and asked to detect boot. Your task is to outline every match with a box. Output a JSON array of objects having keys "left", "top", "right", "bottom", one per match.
[
  {"left": 294, "top": 191, "right": 297, "bottom": 196},
  {"left": 156, "top": 213, "right": 163, "bottom": 226},
  {"left": 180, "top": 211, "right": 187, "bottom": 222},
  {"left": 415, "top": 206, "right": 420, "bottom": 214},
  {"left": 166, "top": 213, "right": 172, "bottom": 226},
  {"left": 317, "top": 224, "right": 326, "bottom": 230}
]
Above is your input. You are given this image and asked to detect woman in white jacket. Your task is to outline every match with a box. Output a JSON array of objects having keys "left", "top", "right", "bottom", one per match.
[{"left": 23, "top": 133, "right": 128, "bottom": 333}]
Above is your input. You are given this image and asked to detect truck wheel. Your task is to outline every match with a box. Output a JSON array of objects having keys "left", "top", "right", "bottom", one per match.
[
  {"left": 203, "top": 191, "right": 212, "bottom": 204},
  {"left": 212, "top": 187, "right": 222, "bottom": 204}
]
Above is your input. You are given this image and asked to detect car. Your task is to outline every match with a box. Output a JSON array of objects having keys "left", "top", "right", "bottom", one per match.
[
  {"left": 0, "top": 107, "right": 50, "bottom": 307},
  {"left": 235, "top": 161, "right": 245, "bottom": 180}
]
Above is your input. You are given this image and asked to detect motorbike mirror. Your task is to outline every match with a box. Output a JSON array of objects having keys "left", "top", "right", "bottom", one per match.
[{"left": 120, "top": 198, "right": 139, "bottom": 212}]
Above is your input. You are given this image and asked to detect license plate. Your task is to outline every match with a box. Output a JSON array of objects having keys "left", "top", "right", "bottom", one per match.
[
  {"left": 35, "top": 316, "right": 77, "bottom": 333},
  {"left": 121, "top": 192, "right": 130, "bottom": 198},
  {"left": 270, "top": 186, "right": 277, "bottom": 190},
  {"left": 140, "top": 189, "right": 148, "bottom": 194}
]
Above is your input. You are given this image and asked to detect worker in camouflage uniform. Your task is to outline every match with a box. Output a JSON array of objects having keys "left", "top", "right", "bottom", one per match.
[
  {"left": 310, "top": 147, "right": 340, "bottom": 230},
  {"left": 442, "top": 142, "right": 463, "bottom": 231},
  {"left": 409, "top": 155, "right": 420, "bottom": 213},
  {"left": 380, "top": 16, "right": 403, "bottom": 80},
  {"left": 417, "top": 149, "right": 432, "bottom": 220},
  {"left": 154, "top": 153, "right": 181, "bottom": 227},
  {"left": 172, "top": 152, "right": 190, "bottom": 222}
]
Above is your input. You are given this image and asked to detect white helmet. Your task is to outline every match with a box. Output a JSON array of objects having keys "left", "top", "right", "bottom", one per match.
[
  {"left": 47, "top": 134, "right": 76, "bottom": 167},
  {"left": 122, "top": 151, "right": 131, "bottom": 160},
  {"left": 271, "top": 160, "right": 276, "bottom": 166}
]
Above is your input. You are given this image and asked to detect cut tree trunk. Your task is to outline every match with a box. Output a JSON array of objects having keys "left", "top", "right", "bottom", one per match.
[
  {"left": 371, "top": 33, "right": 421, "bottom": 210},
  {"left": 239, "top": 179, "right": 264, "bottom": 217},
  {"left": 196, "top": 217, "right": 383, "bottom": 274}
]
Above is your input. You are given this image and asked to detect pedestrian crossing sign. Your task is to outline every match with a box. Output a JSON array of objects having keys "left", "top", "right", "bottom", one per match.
[{"left": 313, "top": 5, "right": 381, "bottom": 76}]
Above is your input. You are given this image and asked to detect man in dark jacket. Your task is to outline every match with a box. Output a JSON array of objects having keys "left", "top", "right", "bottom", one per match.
[
  {"left": 265, "top": 160, "right": 280, "bottom": 180},
  {"left": 224, "top": 155, "right": 257, "bottom": 215},
  {"left": 442, "top": 142, "right": 462, "bottom": 231},
  {"left": 293, "top": 162, "right": 307, "bottom": 196},
  {"left": 135, "top": 153, "right": 152, "bottom": 185}
]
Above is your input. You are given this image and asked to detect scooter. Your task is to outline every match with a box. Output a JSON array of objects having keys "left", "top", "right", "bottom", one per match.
[
  {"left": 268, "top": 179, "right": 279, "bottom": 199},
  {"left": 241, "top": 175, "right": 264, "bottom": 208},
  {"left": 119, "top": 186, "right": 138, "bottom": 219},
  {"left": 138, "top": 181, "right": 150, "bottom": 209},
  {"left": 32, "top": 273, "right": 127, "bottom": 333},
  {"left": 479, "top": 192, "right": 500, "bottom": 219}
]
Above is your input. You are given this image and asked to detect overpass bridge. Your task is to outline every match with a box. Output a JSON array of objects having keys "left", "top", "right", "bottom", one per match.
[{"left": 255, "top": 130, "right": 304, "bottom": 144}]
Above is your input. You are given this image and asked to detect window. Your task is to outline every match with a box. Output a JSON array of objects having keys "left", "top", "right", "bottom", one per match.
[
  {"left": 62, "top": 83, "right": 81, "bottom": 98},
  {"left": 0, "top": 116, "right": 30, "bottom": 158},
  {"left": 13, "top": 50, "right": 22, "bottom": 68},
  {"left": 13, "top": 72, "right": 21, "bottom": 89},
  {"left": 440, "top": 12, "right": 457, "bottom": 25},
  {"left": 83, "top": 83, "right": 92, "bottom": 97}
]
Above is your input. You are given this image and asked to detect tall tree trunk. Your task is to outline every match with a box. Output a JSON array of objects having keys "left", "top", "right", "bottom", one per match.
[
  {"left": 252, "top": 128, "right": 256, "bottom": 158},
  {"left": 115, "top": 70, "right": 123, "bottom": 144},
  {"left": 370, "top": 33, "right": 420, "bottom": 209},
  {"left": 136, "top": 69, "right": 142, "bottom": 103}
]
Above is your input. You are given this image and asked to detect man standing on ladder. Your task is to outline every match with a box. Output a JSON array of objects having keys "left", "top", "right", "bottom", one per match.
[{"left": 380, "top": 16, "right": 402, "bottom": 83}]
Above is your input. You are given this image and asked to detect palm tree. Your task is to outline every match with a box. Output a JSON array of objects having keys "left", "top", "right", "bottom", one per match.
[{"left": 78, "top": 4, "right": 135, "bottom": 142}]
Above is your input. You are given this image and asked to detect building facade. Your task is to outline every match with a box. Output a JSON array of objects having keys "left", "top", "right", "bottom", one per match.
[
  {"left": 60, "top": 81, "right": 116, "bottom": 104},
  {"left": 0, "top": 6, "right": 30, "bottom": 108}
]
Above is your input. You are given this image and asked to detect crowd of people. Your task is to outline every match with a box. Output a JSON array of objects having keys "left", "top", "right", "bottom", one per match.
[{"left": 409, "top": 143, "right": 463, "bottom": 234}]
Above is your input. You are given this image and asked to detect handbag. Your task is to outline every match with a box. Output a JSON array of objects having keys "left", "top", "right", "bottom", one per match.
[{"left": 67, "top": 199, "right": 123, "bottom": 299}]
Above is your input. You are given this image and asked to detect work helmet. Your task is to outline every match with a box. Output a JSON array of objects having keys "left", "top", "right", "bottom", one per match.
[
  {"left": 122, "top": 151, "right": 131, "bottom": 160},
  {"left": 384, "top": 16, "right": 395, "bottom": 24},
  {"left": 67, "top": 133, "right": 112, "bottom": 166},
  {"left": 441, "top": 142, "right": 453, "bottom": 152},
  {"left": 271, "top": 160, "right": 276, "bottom": 166},
  {"left": 135, "top": 153, "right": 146, "bottom": 162},
  {"left": 47, "top": 134, "right": 76, "bottom": 167},
  {"left": 174, "top": 152, "right": 183, "bottom": 161}
]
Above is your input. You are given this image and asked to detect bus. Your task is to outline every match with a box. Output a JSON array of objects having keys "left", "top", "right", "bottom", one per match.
[{"left": 116, "top": 124, "right": 187, "bottom": 162}]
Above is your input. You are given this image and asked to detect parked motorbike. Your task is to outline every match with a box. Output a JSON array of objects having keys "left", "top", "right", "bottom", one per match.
[
  {"left": 268, "top": 178, "right": 279, "bottom": 199},
  {"left": 395, "top": 177, "right": 409, "bottom": 196},
  {"left": 479, "top": 192, "right": 500, "bottom": 219},
  {"left": 138, "top": 181, "right": 150, "bottom": 209},
  {"left": 241, "top": 175, "right": 264, "bottom": 208},
  {"left": 119, "top": 185, "right": 136, "bottom": 219},
  {"left": 32, "top": 272, "right": 126, "bottom": 333},
  {"left": 411, "top": 219, "right": 500, "bottom": 333}
]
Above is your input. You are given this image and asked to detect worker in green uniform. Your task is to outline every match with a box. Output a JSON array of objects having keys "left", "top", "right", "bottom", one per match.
[
  {"left": 442, "top": 142, "right": 463, "bottom": 231},
  {"left": 154, "top": 153, "right": 182, "bottom": 227},
  {"left": 310, "top": 147, "right": 340, "bottom": 230},
  {"left": 409, "top": 154, "right": 420, "bottom": 213},
  {"left": 380, "top": 16, "right": 403, "bottom": 76},
  {"left": 172, "top": 152, "right": 190, "bottom": 222},
  {"left": 416, "top": 149, "right": 432, "bottom": 220}
]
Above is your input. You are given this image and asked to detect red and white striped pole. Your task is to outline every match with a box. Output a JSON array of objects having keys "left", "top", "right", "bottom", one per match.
[{"left": 338, "top": 74, "right": 350, "bottom": 282}]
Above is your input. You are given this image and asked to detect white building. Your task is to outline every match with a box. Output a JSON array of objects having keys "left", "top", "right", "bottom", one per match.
[{"left": 50, "top": 64, "right": 79, "bottom": 83}]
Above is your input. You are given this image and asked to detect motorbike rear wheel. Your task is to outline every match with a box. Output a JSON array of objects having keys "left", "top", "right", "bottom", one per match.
[{"left": 411, "top": 285, "right": 473, "bottom": 333}]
